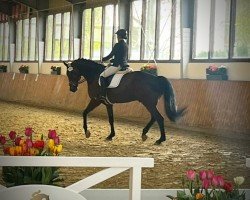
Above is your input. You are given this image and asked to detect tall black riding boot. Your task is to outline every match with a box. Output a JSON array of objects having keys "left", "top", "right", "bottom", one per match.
[{"left": 99, "top": 76, "right": 107, "bottom": 99}]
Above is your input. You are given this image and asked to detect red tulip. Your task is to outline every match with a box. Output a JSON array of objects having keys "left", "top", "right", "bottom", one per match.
[
  {"left": 223, "top": 181, "right": 233, "bottom": 192},
  {"left": 9, "top": 131, "right": 16, "bottom": 140},
  {"left": 33, "top": 140, "right": 45, "bottom": 149},
  {"left": 15, "top": 137, "right": 22, "bottom": 146},
  {"left": 25, "top": 127, "right": 33, "bottom": 137},
  {"left": 0, "top": 135, "right": 6, "bottom": 145},
  {"left": 48, "top": 130, "right": 57, "bottom": 139},
  {"left": 3, "top": 147, "right": 10, "bottom": 155},
  {"left": 186, "top": 170, "right": 196, "bottom": 181},
  {"left": 199, "top": 170, "right": 207, "bottom": 180}
]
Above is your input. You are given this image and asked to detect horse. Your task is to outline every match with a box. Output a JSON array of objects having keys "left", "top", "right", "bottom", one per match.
[{"left": 63, "top": 59, "right": 186, "bottom": 145}]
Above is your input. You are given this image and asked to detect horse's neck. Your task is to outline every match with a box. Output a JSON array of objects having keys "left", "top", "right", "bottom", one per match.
[{"left": 78, "top": 61, "right": 104, "bottom": 83}]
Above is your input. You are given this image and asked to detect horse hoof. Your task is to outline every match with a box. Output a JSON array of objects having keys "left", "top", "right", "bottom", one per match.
[
  {"left": 154, "top": 140, "right": 162, "bottom": 145},
  {"left": 106, "top": 137, "right": 112, "bottom": 141},
  {"left": 85, "top": 130, "right": 91, "bottom": 138},
  {"left": 142, "top": 134, "right": 148, "bottom": 141}
]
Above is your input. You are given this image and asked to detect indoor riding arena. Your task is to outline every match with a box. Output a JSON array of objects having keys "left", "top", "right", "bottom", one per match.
[{"left": 0, "top": 0, "right": 249, "bottom": 200}]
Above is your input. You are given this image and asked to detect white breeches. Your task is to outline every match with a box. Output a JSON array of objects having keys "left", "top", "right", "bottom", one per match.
[{"left": 100, "top": 65, "right": 121, "bottom": 78}]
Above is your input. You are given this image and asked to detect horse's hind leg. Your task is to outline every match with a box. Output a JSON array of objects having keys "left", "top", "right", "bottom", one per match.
[
  {"left": 143, "top": 103, "right": 166, "bottom": 145},
  {"left": 83, "top": 99, "right": 101, "bottom": 138},
  {"left": 106, "top": 104, "right": 115, "bottom": 141},
  {"left": 142, "top": 115, "right": 155, "bottom": 141}
]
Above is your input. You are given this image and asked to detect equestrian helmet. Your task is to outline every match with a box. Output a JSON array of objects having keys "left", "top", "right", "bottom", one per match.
[{"left": 115, "top": 29, "right": 128, "bottom": 39}]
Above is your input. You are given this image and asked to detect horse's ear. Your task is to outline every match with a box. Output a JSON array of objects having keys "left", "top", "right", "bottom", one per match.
[{"left": 63, "top": 61, "right": 68, "bottom": 67}]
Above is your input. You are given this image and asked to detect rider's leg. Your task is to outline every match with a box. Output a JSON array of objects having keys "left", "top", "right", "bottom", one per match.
[{"left": 99, "top": 66, "right": 121, "bottom": 99}]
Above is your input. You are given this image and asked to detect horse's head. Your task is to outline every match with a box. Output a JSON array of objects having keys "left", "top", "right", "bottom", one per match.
[{"left": 63, "top": 61, "right": 82, "bottom": 92}]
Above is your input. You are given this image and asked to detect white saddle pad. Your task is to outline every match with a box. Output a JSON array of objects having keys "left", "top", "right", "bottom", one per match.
[{"left": 99, "top": 68, "right": 133, "bottom": 88}]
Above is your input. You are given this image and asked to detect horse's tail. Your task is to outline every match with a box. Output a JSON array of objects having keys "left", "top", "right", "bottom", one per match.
[{"left": 158, "top": 76, "right": 186, "bottom": 122}]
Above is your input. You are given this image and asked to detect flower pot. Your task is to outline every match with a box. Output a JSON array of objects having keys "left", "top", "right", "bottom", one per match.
[
  {"left": 19, "top": 69, "right": 29, "bottom": 74},
  {"left": 206, "top": 74, "right": 228, "bottom": 80},
  {"left": 51, "top": 67, "right": 61, "bottom": 75}
]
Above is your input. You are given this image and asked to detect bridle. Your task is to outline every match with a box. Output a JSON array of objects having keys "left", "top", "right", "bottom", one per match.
[{"left": 67, "top": 63, "right": 86, "bottom": 86}]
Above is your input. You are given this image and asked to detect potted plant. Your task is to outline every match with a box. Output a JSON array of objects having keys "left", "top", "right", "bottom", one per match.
[
  {"left": 140, "top": 64, "right": 158, "bottom": 76},
  {"left": 206, "top": 65, "right": 228, "bottom": 80},
  {"left": 0, "top": 65, "right": 7, "bottom": 73},
  {"left": 0, "top": 128, "right": 63, "bottom": 187},
  {"left": 19, "top": 65, "right": 29, "bottom": 74},
  {"left": 51, "top": 66, "right": 61, "bottom": 75}
]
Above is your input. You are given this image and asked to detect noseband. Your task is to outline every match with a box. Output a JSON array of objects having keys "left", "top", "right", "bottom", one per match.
[{"left": 68, "top": 64, "right": 86, "bottom": 87}]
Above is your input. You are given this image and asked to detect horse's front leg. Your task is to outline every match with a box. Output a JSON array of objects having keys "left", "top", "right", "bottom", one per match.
[
  {"left": 105, "top": 104, "right": 115, "bottom": 141},
  {"left": 83, "top": 99, "right": 101, "bottom": 138}
]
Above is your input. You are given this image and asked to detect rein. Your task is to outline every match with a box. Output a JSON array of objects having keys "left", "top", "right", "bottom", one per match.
[{"left": 78, "top": 77, "right": 86, "bottom": 84}]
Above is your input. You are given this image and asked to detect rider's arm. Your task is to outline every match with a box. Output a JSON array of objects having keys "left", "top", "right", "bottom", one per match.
[{"left": 102, "top": 44, "right": 118, "bottom": 61}]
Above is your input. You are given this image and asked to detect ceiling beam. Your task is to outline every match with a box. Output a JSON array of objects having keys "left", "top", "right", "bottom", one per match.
[
  {"left": 66, "top": 0, "right": 86, "bottom": 5},
  {"left": 0, "top": 1, "right": 13, "bottom": 16},
  {"left": 13, "top": 0, "right": 49, "bottom": 11},
  {"left": 13, "top": 0, "right": 37, "bottom": 9}
]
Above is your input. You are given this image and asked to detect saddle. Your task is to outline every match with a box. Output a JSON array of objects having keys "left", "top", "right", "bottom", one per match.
[{"left": 99, "top": 67, "right": 133, "bottom": 88}]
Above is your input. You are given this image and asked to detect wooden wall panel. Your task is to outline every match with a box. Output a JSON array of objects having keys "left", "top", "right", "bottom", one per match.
[{"left": 0, "top": 73, "right": 249, "bottom": 134}]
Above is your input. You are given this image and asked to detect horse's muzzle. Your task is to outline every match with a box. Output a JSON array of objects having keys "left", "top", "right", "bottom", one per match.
[{"left": 70, "top": 86, "right": 78, "bottom": 92}]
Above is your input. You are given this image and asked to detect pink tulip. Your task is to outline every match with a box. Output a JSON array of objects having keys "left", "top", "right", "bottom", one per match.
[
  {"left": 9, "top": 131, "right": 16, "bottom": 140},
  {"left": 54, "top": 136, "right": 60, "bottom": 145},
  {"left": 212, "top": 176, "right": 219, "bottom": 187},
  {"left": 202, "top": 179, "right": 211, "bottom": 189},
  {"left": 207, "top": 170, "right": 214, "bottom": 179},
  {"left": 217, "top": 175, "right": 225, "bottom": 187},
  {"left": 25, "top": 127, "right": 33, "bottom": 137},
  {"left": 26, "top": 139, "right": 33, "bottom": 148},
  {"left": 48, "top": 130, "right": 57, "bottom": 139},
  {"left": 199, "top": 170, "right": 207, "bottom": 180},
  {"left": 0, "top": 135, "right": 6, "bottom": 145},
  {"left": 186, "top": 170, "right": 196, "bottom": 181}
]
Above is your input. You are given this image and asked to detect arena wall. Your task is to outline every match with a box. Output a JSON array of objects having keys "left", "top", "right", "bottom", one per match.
[{"left": 0, "top": 73, "right": 249, "bottom": 135}]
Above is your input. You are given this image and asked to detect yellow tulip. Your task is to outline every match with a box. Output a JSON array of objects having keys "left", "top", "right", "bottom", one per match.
[
  {"left": 29, "top": 148, "right": 39, "bottom": 156},
  {"left": 15, "top": 146, "right": 22, "bottom": 155},
  {"left": 196, "top": 193, "right": 204, "bottom": 200},
  {"left": 48, "top": 139, "right": 55, "bottom": 150},
  {"left": 56, "top": 144, "right": 63, "bottom": 153},
  {"left": 9, "top": 147, "right": 16, "bottom": 156}
]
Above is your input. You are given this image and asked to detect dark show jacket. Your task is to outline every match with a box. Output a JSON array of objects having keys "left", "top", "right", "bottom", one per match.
[{"left": 102, "top": 40, "right": 128, "bottom": 68}]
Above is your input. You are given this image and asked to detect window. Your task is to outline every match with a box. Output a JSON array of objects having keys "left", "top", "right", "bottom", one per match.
[
  {"left": 193, "top": 0, "right": 250, "bottom": 60},
  {"left": 130, "top": 0, "right": 142, "bottom": 60},
  {"left": 193, "top": 0, "right": 211, "bottom": 59},
  {"left": 81, "top": 4, "right": 119, "bottom": 60},
  {"left": 22, "top": 19, "right": 29, "bottom": 61},
  {"left": 45, "top": 12, "right": 71, "bottom": 61},
  {"left": 29, "top": 18, "right": 37, "bottom": 61},
  {"left": 92, "top": 7, "right": 102, "bottom": 60},
  {"left": 0, "top": 22, "right": 9, "bottom": 61},
  {"left": 130, "top": 0, "right": 181, "bottom": 61},
  {"left": 15, "top": 18, "right": 37, "bottom": 61},
  {"left": 233, "top": 0, "right": 250, "bottom": 58},
  {"left": 54, "top": 13, "right": 62, "bottom": 61},
  {"left": 62, "top": 12, "right": 70, "bottom": 60}
]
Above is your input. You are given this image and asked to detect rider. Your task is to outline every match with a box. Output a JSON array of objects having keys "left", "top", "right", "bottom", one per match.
[{"left": 99, "top": 29, "right": 129, "bottom": 100}]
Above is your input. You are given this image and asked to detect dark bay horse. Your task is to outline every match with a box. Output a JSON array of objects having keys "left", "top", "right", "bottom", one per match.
[{"left": 63, "top": 59, "right": 186, "bottom": 145}]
